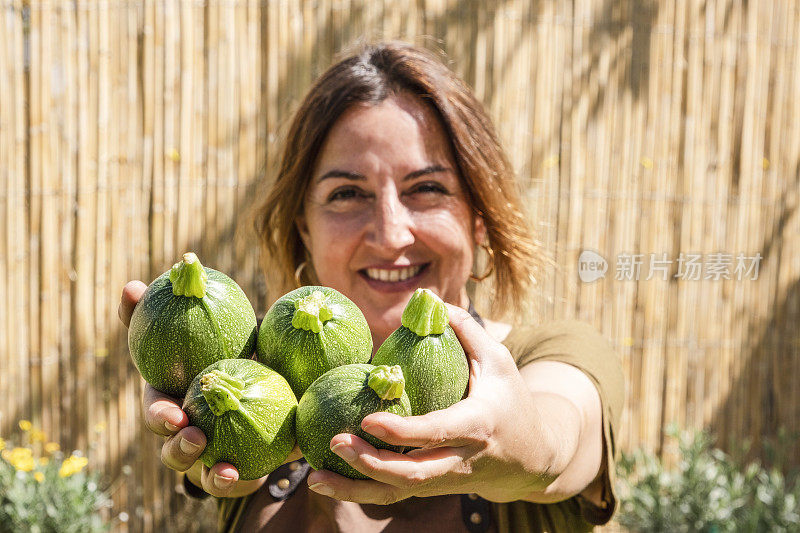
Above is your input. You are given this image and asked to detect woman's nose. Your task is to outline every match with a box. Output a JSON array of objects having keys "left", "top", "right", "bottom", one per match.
[{"left": 366, "top": 192, "right": 415, "bottom": 252}]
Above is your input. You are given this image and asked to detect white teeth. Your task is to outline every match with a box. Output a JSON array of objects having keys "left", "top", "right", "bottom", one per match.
[{"left": 365, "top": 265, "right": 423, "bottom": 282}]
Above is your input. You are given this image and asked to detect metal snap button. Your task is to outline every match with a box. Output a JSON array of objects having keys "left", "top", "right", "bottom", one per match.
[
  {"left": 277, "top": 478, "right": 291, "bottom": 490},
  {"left": 470, "top": 512, "right": 482, "bottom": 524}
]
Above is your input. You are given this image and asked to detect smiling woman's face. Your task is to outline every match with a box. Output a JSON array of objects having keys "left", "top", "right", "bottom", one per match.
[{"left": 298, "top": 92, "right": 484, "bottom": 346}]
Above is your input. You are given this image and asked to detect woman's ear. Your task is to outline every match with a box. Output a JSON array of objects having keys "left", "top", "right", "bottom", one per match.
[{"left": 473, "top": 215, "right": 487, "bottom": 246}]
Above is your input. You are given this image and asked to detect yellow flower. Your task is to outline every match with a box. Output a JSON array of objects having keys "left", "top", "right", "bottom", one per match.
[
  {"left": 44, "top": 442, "right": 60, "bottom": 454},
  {"left": 38, "top": 457, "right": 50, "bottom": 466},
  {"left": 623, "top": 337, "right": 635, "bottom": 347},
  {"left": 0, "top": 437, "right": 5, "bottom": 451},
  {"left": 58, "top": 455, "right": 89, "bottom": 478},
  {"left": 34, "top": 472, "right": 44, "bottom": 483},
  {"left": 1, "top": 449, "right": 10, "bottom": 461},
  {"left": 18, "top": 420, "right": 32, "bottom": 432},
  {"left": 7, "top": 447, "right": 35, "bottom": 472},
  {"left": 30, "top": 429, "right": 46, "bottom": 442},
  {"left": 543, "top": 155, "right": 559, "bottom": 169}
]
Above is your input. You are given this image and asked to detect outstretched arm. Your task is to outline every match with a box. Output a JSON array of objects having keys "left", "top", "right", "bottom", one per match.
[
  {"left": 517, "top": 360, "right": 604, "bottom": 504},
  {"left": 305, "top": 305, "right": 605, "bottom": 505}
]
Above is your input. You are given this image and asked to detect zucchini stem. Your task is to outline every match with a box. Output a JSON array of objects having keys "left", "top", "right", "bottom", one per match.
[
  {"left": 292, "top": 290, "right": 333, "bottom": 333},
  {"left": 169, "top": 252, "right": 208, "bottom": 298},
  {"left": 368, "top": 365, "right": 405, "bottom": 400},
  {"left": 200, "top": 369, "right": 245, "bottom": 416},
  {"left": 401, "top": 288, "right": 448, "bottom": 336}
]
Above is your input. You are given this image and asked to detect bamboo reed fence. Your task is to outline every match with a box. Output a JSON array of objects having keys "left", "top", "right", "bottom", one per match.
[{"left": 1, "top": 0, "right": 798, "bottom": 531}]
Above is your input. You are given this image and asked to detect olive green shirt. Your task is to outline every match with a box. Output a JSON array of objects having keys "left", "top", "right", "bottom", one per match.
[{"left": 215, "top": 319, "right": 624, "bottom": 532}]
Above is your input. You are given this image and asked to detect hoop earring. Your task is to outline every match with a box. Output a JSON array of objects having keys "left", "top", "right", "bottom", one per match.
[
  {"left": 469, "top": 244, "right": 494, "bottom": 282},
  {"left": 294, "top": 261, "right": 307, "bottom": 287}
]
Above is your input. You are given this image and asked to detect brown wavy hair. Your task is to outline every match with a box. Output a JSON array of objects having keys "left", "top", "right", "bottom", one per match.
[{"left": 254, "top": 41, "right": 540, "bottom": 320}]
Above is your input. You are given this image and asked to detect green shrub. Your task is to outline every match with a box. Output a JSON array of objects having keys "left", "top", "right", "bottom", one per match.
[
  {"left": 0, "top": 421, "right": 110, "bottom": 533},
  {"left": 616, "top": 425, "right": 800, "bottom": 532}
]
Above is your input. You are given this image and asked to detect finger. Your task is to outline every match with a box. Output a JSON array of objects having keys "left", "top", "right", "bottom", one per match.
[
  {"left": 444, "top": 304, "right": 503, "bottom": 363},
  {"left": 307, "top": 469, "right": 408, "bottom": 505},
  {"left": 200, "top": 463, "right": 239, "bottom": 498},
  {"left": 119, "top": 280, "right": 147, "bottom": 328},
  {"left": 161, "top": 426, "right": 206, "bottom": 472},
  {"left": 143, "top": 384, "right": 188, "bottom": 436},
  {"left": 361, "top": 398, "right": 491, "bottom": 449},
  {"left": 445, "top": 305, "right": 517, "bottom": 381},
  {"left": 326, "top": 433, "right": 465, "bottom": 492}
]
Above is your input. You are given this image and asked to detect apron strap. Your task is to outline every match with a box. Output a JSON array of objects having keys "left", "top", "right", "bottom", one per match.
[
  {"left": 467, "top": 300, "right": 486, "bottom": 328},
  {"left": 266, "top": 459, "right": 312, "bottom": 500},
  {"left": 460, "top": 301, "right": 493, "bottom": 532}
]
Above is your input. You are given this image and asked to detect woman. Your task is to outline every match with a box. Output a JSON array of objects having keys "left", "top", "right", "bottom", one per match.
[{"left": 119, "top": 42, "right": 623, "bottom": 532}]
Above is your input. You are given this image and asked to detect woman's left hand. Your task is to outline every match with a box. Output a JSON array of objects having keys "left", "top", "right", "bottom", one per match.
[{"left": 306, "top": 304, "right": 579, "bottom": 505}]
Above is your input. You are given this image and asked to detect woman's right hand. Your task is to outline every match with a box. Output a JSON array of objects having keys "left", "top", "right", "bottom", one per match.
[{"left": 118, "top": 280, "right": 265, "bottom": 498}]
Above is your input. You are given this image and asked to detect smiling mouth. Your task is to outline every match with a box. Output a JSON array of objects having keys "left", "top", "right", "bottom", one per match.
[{"left": 361, "top": 264, "right": 429, "bottom": 283}]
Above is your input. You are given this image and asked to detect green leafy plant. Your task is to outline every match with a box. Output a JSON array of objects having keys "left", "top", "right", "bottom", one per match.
[
  {"left": 0, "top": 421, "right": 110, "bottom": 533},
  {"left": 616, "top": 425, "right": 800, "bottom": 532}
]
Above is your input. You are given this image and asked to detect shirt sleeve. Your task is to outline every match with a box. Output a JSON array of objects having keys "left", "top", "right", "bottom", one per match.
[{"left": 502, "top": 319, "right": 625, "bottom": 525}]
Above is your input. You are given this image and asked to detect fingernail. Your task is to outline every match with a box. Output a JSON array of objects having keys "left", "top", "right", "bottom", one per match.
[
  {"left": 165, "top": 422, "right": 180, "bottom": 433},
  {"left": 214, "top": 474, "right": 235, "bottom": 490},
  {"left": 331, "top": 442, "right": 357, "bottom": 462},
  {"left": 363, "top": 424, "right": 386, "bottom": 439},
  {"left": 309, "top": 483, "right": 334, "bottom": 497},
  {"left": 179, "top": 437, "right": 201, "bottom": 455}
]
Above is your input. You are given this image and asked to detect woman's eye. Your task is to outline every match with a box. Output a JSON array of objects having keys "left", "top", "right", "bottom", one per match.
[
  {"left": 328, "top": 187, "right": 366, "bottom": 202},
  {"left": 410, "top": 182, "right": 448, "bottom": 195}
]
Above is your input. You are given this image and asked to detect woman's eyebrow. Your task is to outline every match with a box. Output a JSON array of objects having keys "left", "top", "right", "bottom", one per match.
[
  {"left": 403, "top": 164, "right": 451, "bottom": 181},
  {"left": 316, "top": 170, "right": 366, "bottom": 182},
  {"left": 316, "top": 164, "right": 452, "bottom": 183}
]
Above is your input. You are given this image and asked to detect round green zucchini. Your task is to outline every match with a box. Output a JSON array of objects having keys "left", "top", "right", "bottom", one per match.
[
  {"left": 371, "top": 288, "right": 468, "bottom": 416},
  {"left": 295, "top": 364, "right": 411, "bottom": 479},
  {"left": 128, "top": 252, "right": 257, "bottom": 397},
  {"left": 256, "top": 286, "right": 372, "bottom": 399},
  {"left": 182, "top": 358, "right": 297, "bottom": 480}
]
